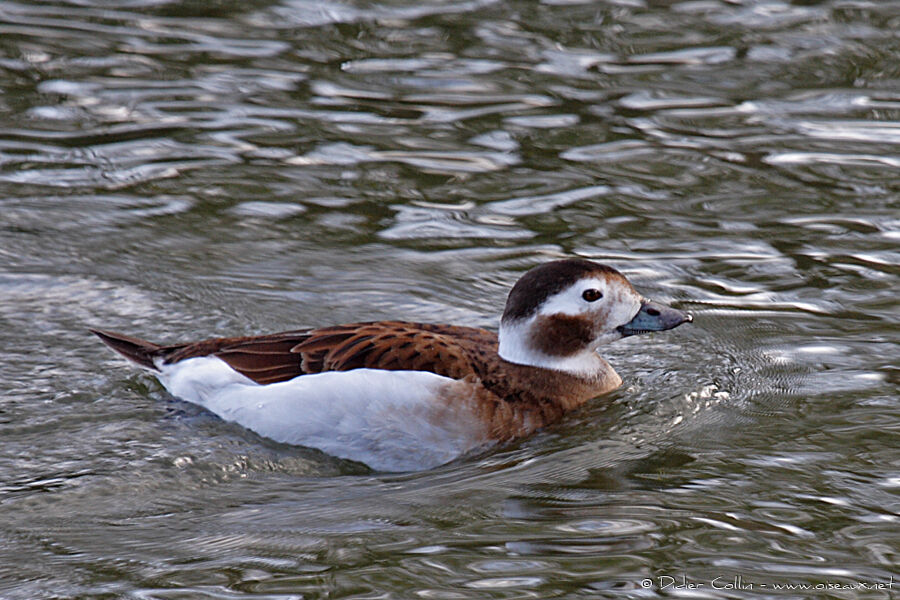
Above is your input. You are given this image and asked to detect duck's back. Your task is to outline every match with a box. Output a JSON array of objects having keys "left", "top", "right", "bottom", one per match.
[{"left": 156, "top": 321, "right": 498, "bottom": 383}]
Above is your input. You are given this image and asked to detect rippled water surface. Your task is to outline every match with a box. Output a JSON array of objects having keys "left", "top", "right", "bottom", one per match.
[{"left": 2, "top": 0, "right": 899, "bottom": 597}]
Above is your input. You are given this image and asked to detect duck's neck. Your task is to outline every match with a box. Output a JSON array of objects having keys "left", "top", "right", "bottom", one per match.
[{"left": 498, "top": 318, "right": 610, "bottom": 380}]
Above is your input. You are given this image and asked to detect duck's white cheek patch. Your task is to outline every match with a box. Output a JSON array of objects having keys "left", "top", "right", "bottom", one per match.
[
  {"left": 156, "top": 357, "right": 491, "bottom": 472},
  {"left": 598, "top": 284, "right": 642, "bottom": 329},
  {"left": 536, "top": 279, "right": 604, "bottom": 317}
]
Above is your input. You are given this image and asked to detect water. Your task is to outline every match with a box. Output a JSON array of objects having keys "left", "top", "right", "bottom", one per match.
[{"left": 1, "top": 0, "right": 898, "bottom": 597}]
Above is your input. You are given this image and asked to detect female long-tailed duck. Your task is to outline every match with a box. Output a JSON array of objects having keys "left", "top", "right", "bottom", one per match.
[{"left": 92, "top": 259, "right": 691, "bottom": 471}]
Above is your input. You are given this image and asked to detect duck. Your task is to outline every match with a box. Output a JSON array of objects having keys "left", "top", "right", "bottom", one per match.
[{"left": 92, "top": 258, "right": 692, "bottom": 472}]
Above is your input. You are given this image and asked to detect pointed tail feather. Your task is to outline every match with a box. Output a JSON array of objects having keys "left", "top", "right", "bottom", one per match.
[{"left": 90, "top": 329, "right": 163, "bottom": 371}]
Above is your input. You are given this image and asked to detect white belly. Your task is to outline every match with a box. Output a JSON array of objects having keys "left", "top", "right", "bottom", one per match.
[{"left": 156, "top": 356, "right": 490, "bottom": 471}]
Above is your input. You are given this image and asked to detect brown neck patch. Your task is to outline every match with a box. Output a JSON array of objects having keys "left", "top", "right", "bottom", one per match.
[{"left": 529, "top": 313, "right": 595, "bottom": 357}]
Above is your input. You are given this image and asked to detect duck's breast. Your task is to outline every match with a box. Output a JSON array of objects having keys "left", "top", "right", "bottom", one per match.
[{"left": 157, "top": 356, "right": 492, "bottom": 471}]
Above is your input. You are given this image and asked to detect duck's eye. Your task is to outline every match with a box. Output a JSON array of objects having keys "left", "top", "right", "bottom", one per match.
[{"left": 582, "top": 289, "right": 603, "bottom": 302}]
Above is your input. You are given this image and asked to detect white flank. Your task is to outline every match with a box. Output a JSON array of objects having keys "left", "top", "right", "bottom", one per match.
[{"left": 156, "top": 356, "right": 489, "bottom": 472}]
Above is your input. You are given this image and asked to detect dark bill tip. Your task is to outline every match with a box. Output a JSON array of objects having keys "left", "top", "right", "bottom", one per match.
[{"left": 617, "top": 300, "right": 692, "bottom": 337}]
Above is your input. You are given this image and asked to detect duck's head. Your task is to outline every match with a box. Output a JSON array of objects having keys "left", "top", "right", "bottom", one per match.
[{"left": 498, "top": 258, "right": 692, "bottom": 376}]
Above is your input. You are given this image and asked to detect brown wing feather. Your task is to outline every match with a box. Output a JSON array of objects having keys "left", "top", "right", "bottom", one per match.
[
  {"left": 292, "top": 321, "right": 497, "bottom": 380},
  {"left": 160, "top": 330, "right": 312, "bottom": 384},
  {"left": 106, "top": 322, "right": 499, "bottom": 385}
]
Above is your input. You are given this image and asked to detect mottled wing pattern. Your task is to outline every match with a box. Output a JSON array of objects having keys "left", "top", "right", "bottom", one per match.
[
  {"left": 293, "top": 321, "right": 497, "bottom": 380},
  {"left": 159, "top": 322, "right": 498, "bottom": 385},
  {"left": 163, "top": 330, "right": 313, "bottom": 385}
]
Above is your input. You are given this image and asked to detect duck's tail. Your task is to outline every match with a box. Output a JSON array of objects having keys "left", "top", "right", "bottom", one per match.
[{"left": 90, "top": 329, "right": 164, "bottom": 371}]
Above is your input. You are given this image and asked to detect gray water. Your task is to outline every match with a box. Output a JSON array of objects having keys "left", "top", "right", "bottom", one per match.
[{"left": 1, "top": 0, "right": 898, "bottom": 598}]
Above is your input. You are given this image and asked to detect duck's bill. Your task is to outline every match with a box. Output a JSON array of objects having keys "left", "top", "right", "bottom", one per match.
[{"left": 617, "top": 300, "right": 692, "bottom": 337}]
